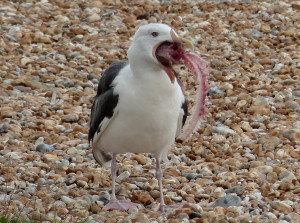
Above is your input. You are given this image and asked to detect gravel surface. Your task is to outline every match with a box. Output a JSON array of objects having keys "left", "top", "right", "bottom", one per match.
[{"left": 0, "top": 0, "right": 299, "bottom": 222}]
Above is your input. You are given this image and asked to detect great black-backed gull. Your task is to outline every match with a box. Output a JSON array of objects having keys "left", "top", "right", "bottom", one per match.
[{"left": 88, "top": 23, "right": 209, "bottom": 212}]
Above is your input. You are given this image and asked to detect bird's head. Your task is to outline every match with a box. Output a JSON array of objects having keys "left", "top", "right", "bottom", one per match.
[{"left": 128, "top": 23, "right": 193, "bottom": 83}]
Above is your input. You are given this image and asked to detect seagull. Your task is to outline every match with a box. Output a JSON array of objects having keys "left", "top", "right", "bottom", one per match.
[{"left": 88, "top": 23, "right": 204, "bottom": 212}]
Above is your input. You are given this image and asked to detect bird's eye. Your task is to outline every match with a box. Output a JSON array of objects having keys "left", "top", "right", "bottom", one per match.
[{"left": 151, "top": 32, "right": 159, "bottom": 37}]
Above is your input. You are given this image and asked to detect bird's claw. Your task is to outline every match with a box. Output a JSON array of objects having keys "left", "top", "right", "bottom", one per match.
[{"left": 103, "top": 199, "right": 139, "bottom": 211}]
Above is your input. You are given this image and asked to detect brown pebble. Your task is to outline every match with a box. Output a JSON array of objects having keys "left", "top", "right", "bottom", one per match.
[
  {"left": 88, "top": 0, "right": 103, "bottom": 8},
  {"left": 137, "top": 192, "right": 154, "bottom": 205},
  {"left": 70, "top": 27, "right": 87, "bottom": 35},
  {"left": 248, "top": 105, "right": 270, "bottom": 115},
  {"left": 56, "top": 208, "right": 68, "bottom": 216},
  {"left": 271, "top": 201, "right": 293, "bottom": 214},
  {"left": 90, "top": 203, "right": 101, "bottom": 214},
  {"left": 164, "top": 168, "right": 181, "bottom": 177},
  {"left": 279, "top": 181, "right": 294, "bottom": 191},
  {"left": 122, "top": 16, "right": 136, "bottom": 26},
  {"left": 132, "top": 154, "right": 147, "bottom": 165},
  {"left": 283, "top": 28, "right": 296, "bottom": 36}
]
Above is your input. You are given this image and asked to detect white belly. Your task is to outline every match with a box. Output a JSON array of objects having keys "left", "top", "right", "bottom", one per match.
[{"left": 96, "top": 69, "right": 184, "bottom": 158}]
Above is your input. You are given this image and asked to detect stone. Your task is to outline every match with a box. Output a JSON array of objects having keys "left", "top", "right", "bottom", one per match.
[
  {"left": 210, "top": 195, "right": 242, "bottom": 208},
  {"left": 67, "top": 147, "right": 79, "bottom": 155},
  {"left": 248, "top": 105, "right": 270, "bottom": 115},
  {"left": 44, "top": 120, "right": 56, "bottom": 131},
  {"left": 132, "top": 154, "right": 147, "bottom": 165},
  {"left": 236, "top": 100, "right": 247, "bottom": 108},
  {"left": 260, "top": 23, "right": 271, "bottom": 33},
  {"left": 285, "top": 101, "right": 300, "bottom": 112},
  {"left": 36, "top": 144, "right": 55, "bottom": 153},
  {"left": 240, "top": 121, "right": 253, "bottom": 132},
  {"left": 279, "top": 170, "right": 296, "bottom": 181},
  {"left": 279, "top": 181, "right": 293, "bottom": 191},
  {"left": 89, "top": 203, "right": 102, "bottom": 214},
  {"left": 223, "top": 158, "right": 242, "bottom": 169},
  {"left": 212, "top": 126, "right": 235, "bottom": 136},
  {"left": 87, "top": 73, "right": 100, "bottom": 80},
  {"left": 207, "top": 86, "right": 225, "bottom": 98},
  {"left": 116, "top": 170, "right": 130, "bottom": 183},
  {"left": 137, "top": 192, "right": 154, "bottom": 205},
  {"left": 259, "top": 136, "right": 281, "bottom": 151},
  {"left": 61, "top": 114, "right": 79, "bottom": 122},
  {"left": 212, "top": 134, "right": 226, "bottom": 144},
  {"left": 283, "top": 28, "right": 296, "bottom": 37},
  {"left": 253, "top": 165, "right": 273, "bottom": 175},
  {"left": 76, "top": 143, "right": 89, "bottom": 150},
  {"left": 122, "top": 16, "right": 136, "bottom": 26},
  {"left": 20, "top": 57, "right": 33, "bottom": 66},
  {"left": 89, "top": 1, "right": 103, "bottom": 8},
  {"left": 61, "top": 196, "right": 75, "bottom": 205},
  {"left": 266, "top": 212, "right": 277, "bottom": 219},
  {"left": 183, "top": 173, "right": 202, "bottom": 181},
  {"left": 292, "top": 2, "right": 300, "bottom": 10},
  {"left": 283, "top": 129, "right": 300, "bottom": 143},
  {"left": 43, "top": 153, "right": 58, "bottom": 162},
  {"left": 0, "top": 123, "right": 9, "bottom": 133},
  {"left": 77, "top": 180, "right": 88, "bottom": 188},
  {"left": 8, "top": 124, "right": 21, "bottom": 133},
  {"left": 87, "top": 13, "right": 101, "bottom": 22},
  {"left": 271, "top": 201, "right": 293, "bottom": 214},
  {"left": 56, "top": 208, "right": 68, "bottom": 216},
  {"left": 266, "top": 172, "right": 278, "bottom": 183},
  {"left": 276, "top": 149, "right": 285, "bottom": 157},
  {"left": 225, "top": 186, "right": 245, "bottom": 196},
  {"left": 61, "top": 79, "right": 74, "bottom": 88},
  {"left": 252, "top": 29, "right": 262, "bottom": 38},
  {"left": 211, "top": 187, "right": 225, "bottom": 198}
]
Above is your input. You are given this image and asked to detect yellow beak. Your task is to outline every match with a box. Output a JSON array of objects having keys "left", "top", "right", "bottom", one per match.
[
  {"left": 170, "top": 29, "right": 194, "bottom": 50},
  {"left": 182, "top": 38, "right": 194, "bottom": 50}
]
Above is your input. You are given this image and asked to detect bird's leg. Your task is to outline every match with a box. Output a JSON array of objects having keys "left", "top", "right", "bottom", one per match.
[
  {"left": 156, "top": 156, "right": 182, "bottom": 212},
  {"left": 103, "top": 153, "right": 138, "bottom": 211},
  {"left": 110, "top": 152, "right": 117, "bottom": 200},
  {"left": 156, "top": 157, "right": 166, "bottom": 212}
]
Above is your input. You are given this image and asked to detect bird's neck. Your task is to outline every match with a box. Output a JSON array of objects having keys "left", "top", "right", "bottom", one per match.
[{"left": 129, "top": 60, "right": 172, "bottom": 86}]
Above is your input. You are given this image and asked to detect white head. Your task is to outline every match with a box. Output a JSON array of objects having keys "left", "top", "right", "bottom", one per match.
[{"left": 127, "top": 23, "right": 193, "bottom": 83}]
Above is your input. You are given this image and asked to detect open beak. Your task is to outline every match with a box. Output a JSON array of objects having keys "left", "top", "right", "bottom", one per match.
[
  {"left": 153, "top": 29, "right": 194, "bottom": 83},
  {"left": 152, "top": 29, "right": 194, "bottom": 60}
]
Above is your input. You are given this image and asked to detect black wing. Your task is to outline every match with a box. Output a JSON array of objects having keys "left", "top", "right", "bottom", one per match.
[
  {"left": 88, "top": 61, "right": 128, "bottom": 142},
  {"left": 181, "top": 98, "right": 188, "bottom": 127}
]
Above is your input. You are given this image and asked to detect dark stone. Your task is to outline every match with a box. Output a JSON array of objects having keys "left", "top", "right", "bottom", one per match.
[
  {"left": 183, "top": 173, "right": 203, "bottom": 181},
  {"left": 225, "top": 186, "right": 245, "bottom": 196},
  {"left": 99, "top": 197, "right": 109, "bottom": 205},
  {"left": 210, "top": 195, "right": 242, "bottom": 208},
  {"left": 87, "top": 73, "right": 100, "bottom": 80},
  {"left": 0, "top": 123, "right": 9, "bottom": 133},
  {"left": 190, "top": 211, "right": 202, "bottom": 219}
]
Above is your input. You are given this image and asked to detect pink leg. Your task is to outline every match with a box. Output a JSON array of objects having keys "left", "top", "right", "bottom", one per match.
[
  {"left": 156, "top": 157, "right": 166, "bottom": 212},
  {"left": 103, "top": 153, "right": 138, "bottom": 211},
  {"left": 156, "top": 157, "right": 182, "bottom": 213}
]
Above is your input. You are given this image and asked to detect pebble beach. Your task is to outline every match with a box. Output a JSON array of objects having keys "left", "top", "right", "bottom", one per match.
[{"left": 0, "top": 0, "right": 299, "bottom": 222}]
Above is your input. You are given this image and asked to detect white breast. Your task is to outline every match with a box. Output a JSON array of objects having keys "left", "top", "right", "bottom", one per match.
[{"left": 96, "top": 65, "right": 185, "bottom": 159}]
